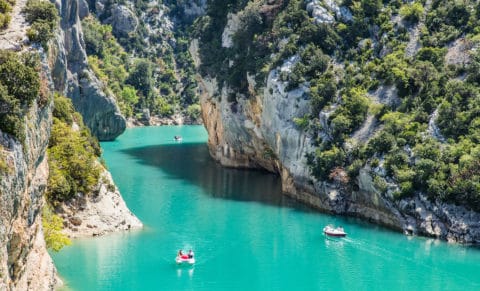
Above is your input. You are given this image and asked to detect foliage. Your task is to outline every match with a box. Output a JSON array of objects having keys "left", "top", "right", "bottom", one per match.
[
  {"left": 0, "top": 51, "right": 41, "bottom": 141},
  {"left": 82, "top": 16, "right": 142, "bottom": 117},
  {"left": 84, "top": 0, "right": 201, "bottom": 120},
  {"left": 309, "top": 145, "right": 346, "bottom": 180},
  {"left": 0, "top": 0, "right": 13, "bottom": 29},
  {"left": 42, "top": 205, "right": 71, "bottom": 252},
  {"left": 399, "top": 2, "right": 424, "bottom": 23},
  {"left": 23, "top": 0, "right": 59, "bottom": 48},
  {"left": 126, "top": 59, "right": 153, "bottom": 98},
  {"left": 47, "top": 95, "right": 101, "bottom": 204},
  {"left": 192, "top": 0, "right": 480, "bottom": 209},
  {"left": 186, "top": 104, "right": 201, "bottom": 121}
]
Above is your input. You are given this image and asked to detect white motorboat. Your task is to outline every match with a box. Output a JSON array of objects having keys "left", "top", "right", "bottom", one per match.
[{"left": 323, "top": 225, "right": 347, "bottom": 237}]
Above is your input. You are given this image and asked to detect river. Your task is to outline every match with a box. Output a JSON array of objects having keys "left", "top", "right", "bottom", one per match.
[{"left": 52, "top": 126, "right": 480, "bottom": 290}]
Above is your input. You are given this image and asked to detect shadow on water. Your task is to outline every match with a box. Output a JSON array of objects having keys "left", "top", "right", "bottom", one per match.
[{"left": 121, "top": 142, "right": 312, "bottom": 210}]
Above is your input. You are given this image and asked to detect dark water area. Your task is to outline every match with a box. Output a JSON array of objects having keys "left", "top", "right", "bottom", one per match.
[{"left": 121, "top": 142, "right": 304, "bottom": 207}]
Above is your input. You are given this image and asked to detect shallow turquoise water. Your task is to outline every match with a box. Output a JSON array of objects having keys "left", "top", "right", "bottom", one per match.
[{"left": 52, "top": 126, "right": 480, "bottom": 291}]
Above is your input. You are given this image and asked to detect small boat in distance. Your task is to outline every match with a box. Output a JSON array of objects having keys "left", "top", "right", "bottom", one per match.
[
  {"left": 176, "top": 255, "right": 195, "bottom": 265},
  {"left": 176, "top": 250, "right": 195, "bottom": 265},
  {"left": 323, "top": 225, "right": 347, "bottom": 237},
  {"left": 174, "top": 135, "right": 182, "bottom": 141}
]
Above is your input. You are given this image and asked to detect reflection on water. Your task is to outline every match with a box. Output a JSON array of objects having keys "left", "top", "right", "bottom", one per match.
[
  {"left": 122, "top": 143, "right": 308, "bottom": 210},
  {"left": 176, "top": 267, "right": 194, "bottom": 278}
]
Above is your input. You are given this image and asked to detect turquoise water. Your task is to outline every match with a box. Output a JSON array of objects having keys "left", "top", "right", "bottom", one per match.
[{"left": 52, "top": 126, "right": 480, "bottom": 291}]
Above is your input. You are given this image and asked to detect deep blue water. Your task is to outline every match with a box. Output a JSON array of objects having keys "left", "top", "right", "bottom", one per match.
[{"left": 52, "top": 126, "right": 480, "bottom": 290}]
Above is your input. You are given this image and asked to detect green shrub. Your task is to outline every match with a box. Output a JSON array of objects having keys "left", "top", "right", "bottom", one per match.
[
  {"left": 0, "top": 0, "right": 13, "bottom": 29},
  {"left": 23, "top": 0, "right": 59, "bottom": 48},
  {"left": 26, "top": 20, "right": 56, "bottom": 48},
  {"left": 52, "top": 93, "right": 74, "bottom": 125},
  {"left": 0, "top": 86, "right": 23, "bottom": 140},
  {"left": 399, "top": 3, "right": 424, "bottom": 23},
  {"left": 0, "top": 51, "right": 40, "bottom": 106},
  {"left": 0, "top": 51, "right": 41, "bottom": 141},
  {"left": 373, "top": 175, "right": 388, "bottom": 194},
  {"left": 0, "top": 13, "right": 11, "bottom": 29},
  {"left": 310, "top": 145, "right": 346, "bottom": 180},
  {"left": 47, "top": 95, "right": 102, "bottom": 204},
  {"left": 126, "top": 59, "right": 153, "bottom": 98},
  {"left": 42, "top": 206, "right": 71, "bottom": 252},
  {"left": 23, "top": 0, "right": 58, "bottom": 24},
  {"left": 293, "top": 115, "right": 310, "bottom": 130},
  {"left": 47, "top": 118, "right": 102, "bottom": 203},
  {"left": 186, "top": 104, "right": 201, "bottom": 120}
]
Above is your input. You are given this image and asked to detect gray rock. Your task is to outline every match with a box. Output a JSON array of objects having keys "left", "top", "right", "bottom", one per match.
[
  {"left": 54, "top": 0, "right": 126, "bottom": 140},
  {"left": 0, "top": 66, "right": 59, "bottom": 290},
  {"left": 106, "top": 5, "right": 138, "bottom": 36},
  {"left": 78, "top": 0, "right": 89, "bottom": 19}
]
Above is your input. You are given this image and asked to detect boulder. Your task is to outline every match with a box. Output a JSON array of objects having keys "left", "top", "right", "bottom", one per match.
[{"left": 107, "top": 5, "right": 138, "bottom": 37}]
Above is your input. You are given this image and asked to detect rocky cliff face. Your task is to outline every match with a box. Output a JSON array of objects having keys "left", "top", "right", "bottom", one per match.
[
  {"left": 0, "top": 77, "right": 59, "bottom": 289},
  {"left": 0, "top": 0, "right": 141, "bottom": 289},
  {"left": 193, "top": 0, "right": 480, "bottom": 245},
  {"left": 58, "top": 167, "right": 143, "bottom": 238},
  {"left": 195, "top": 52, "right": 403, "bottom": 229},
  {"left": 197, "top": 61, "right": 480, "bottom": 244},
  {"left": 52, "top": 0, "right": 126, "bottom": 141}
]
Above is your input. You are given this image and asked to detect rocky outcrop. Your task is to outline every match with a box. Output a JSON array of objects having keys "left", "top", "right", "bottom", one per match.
[
  {"left": 0, "top": 90, "right": 59, "bottom": 290},
  {"left": 58, "top": 168, "right": 142, "bottom": 238},
  {"left": 0, "top": 0, "right": 29, "bottom": 51},
  {"left": 105, "top": 4, "right": 138, "bottom": 36},
  {"left": 169, "top": 0, "right": 206, "bottom": 23},
  {"left": 193, "top": 0, "right": 480, "bottom": 243},
  {"left": 222, "top": 13, "right": 240, "bottom": 48},
  {"left": 198, "top": 56, "right": 480, "bottom": 243},
  {"left": 305, "top": 0, "right": 352, "bottom": 24},
  {"left": 53, "top": 0, "right": 126, "bottom": 141}
]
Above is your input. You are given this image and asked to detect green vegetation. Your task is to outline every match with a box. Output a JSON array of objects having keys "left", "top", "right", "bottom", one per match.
[
  {"left": 82, "top": 16, "right": 139, "bottom": 117},
  {"left": 42, "top": 205, "right": 71, "bottom": 252},
  {"left": 85, "top": 1, "right": 200, "bottom": 121},
  {"left": 0, "top": 51, "right": 41, "bottom": 142},
  {"left": 194, "top": 0, "right": 480, "bottom": 210},
  {"left": 23, "top": 0, "right": 59, "bottom": 48},
  {"left": 46, "top": 94, "right": 101, "bottom": 204},
  {"left": 0, "top": 0, "right": 14, "bottom": 29},
  {"left": 399, "top": 2, "right": 424, "bottom": 24}
]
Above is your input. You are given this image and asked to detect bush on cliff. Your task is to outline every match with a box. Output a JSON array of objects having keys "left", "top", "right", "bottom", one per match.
[
  {"left": 0, "top": 0, "right": 13, "bottom": 29},
  {"left": 46, "top": 95, "right": 102, "bottom": 204},
  {"left": 0, "top": 51, "right": 41, "bottom": 141},
  {"left": 23, "top": 0, "right": 59, "bottom": 48},
  {"left": 42, "top": 206, "right": 71, "bottom": 252}
]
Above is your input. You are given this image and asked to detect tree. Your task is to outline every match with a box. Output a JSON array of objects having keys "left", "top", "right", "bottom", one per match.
[{"left": 126, "top": 59, "right": 153, "bottom": 98}]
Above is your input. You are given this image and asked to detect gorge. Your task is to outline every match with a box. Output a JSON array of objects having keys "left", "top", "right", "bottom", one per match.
[{"left": 2, "top": 0, "right": 480, "bottom": 290}]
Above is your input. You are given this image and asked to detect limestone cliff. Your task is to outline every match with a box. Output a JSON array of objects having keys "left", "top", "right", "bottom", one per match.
[
  {"left": 0, "top": 77, "right": 59, "bottom": 290},
  {"left": 193, "top": 0, "right": 480, "bottom": 244},
  {"left": 58, "top": 167, "right": 143, "bottom": 238},
  {"left": 0, "top": 0, "right": 140, "bottom": 289},
  {"left": 52, "top": 0, "right": 126, "bottom": 141}
]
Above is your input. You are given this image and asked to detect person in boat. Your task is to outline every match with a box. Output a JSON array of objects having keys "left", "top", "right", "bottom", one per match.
[
  {"left": 178, "top": 250, "right": 183, "bottom": 257},
  {"left": 188, "top": 250, "right": 194, "bottom": 259}
]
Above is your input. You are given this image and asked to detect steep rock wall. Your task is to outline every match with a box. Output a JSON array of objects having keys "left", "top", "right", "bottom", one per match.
[
  {"left": 53, "top": 0, "right": 126, "bottom": 141},
  {"left": 193, "top": 25, "right": 480, "bottom": 244},
  {"left": 0, "top": 91, "right": 59, "bottom": 290}
]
